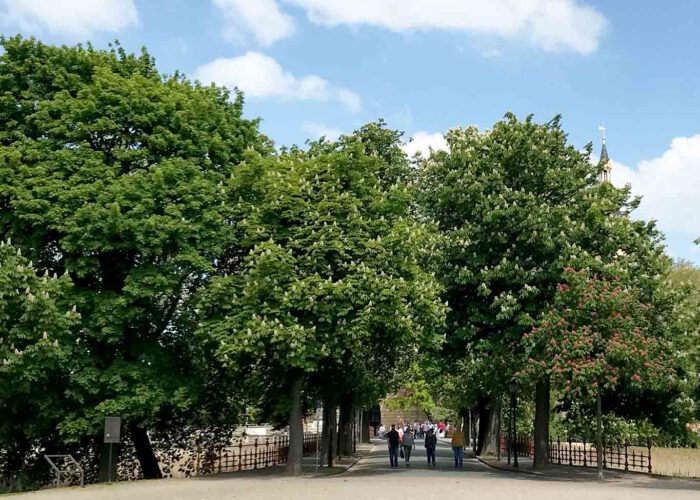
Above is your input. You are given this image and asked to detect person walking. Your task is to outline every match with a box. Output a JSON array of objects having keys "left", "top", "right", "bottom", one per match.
[
  {"left": 451, "top": 425, "right": 466, "bottom": 468},
  {"left": 402, "top": 426, "right": 414, "bottom": 466},
  {"left": 386, "top": 424, "right": 400, "bottom": 467},
  {"left": 424, "top": 428, "right": 437, "bottom": 467}
]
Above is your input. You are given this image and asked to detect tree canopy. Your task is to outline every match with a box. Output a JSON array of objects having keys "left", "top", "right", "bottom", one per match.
[
  {"left": 0, "top": 36, "right": 697, "bottom": 488},
  {"left": 0, "top": 241, "right": 80, "bottom": 487},
  {"left": 417, "top": 114, "right": 679, "bottom": 456},
  {"left": 198, "top": 122, "right": 446, "bottom": 471},
  {"left": 0, "top": 35, "right": 267, "bottom": 479}
]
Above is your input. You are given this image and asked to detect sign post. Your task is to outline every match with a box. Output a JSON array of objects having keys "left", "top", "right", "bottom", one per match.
[{"left": 103, "top": 417, "right": 121, "bottom": 482}]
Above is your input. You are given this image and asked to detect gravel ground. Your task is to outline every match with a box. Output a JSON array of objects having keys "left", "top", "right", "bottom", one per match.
[{"left": 12, "top": 439, "right": 700, "bottom": 500}]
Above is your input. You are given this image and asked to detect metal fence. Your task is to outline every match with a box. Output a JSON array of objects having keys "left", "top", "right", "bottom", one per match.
[
  {"left": 548, "top": 436, "right": 652, "bottom": 474},
  {"left": 499, "top": 433, "right": 653, "bottom": 474},
  {"left": 500, "top": 433, "right": 534, "bottom": 458},
  {"left": 197, "top": 433, "right": 319, "bottom": 475}
]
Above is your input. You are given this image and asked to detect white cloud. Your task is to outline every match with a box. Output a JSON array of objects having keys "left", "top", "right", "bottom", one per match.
[
  {"left": 611, "top": 135, "right": 700, "bottom": 256},
  {"left": 303, "top": 122, "right": 343, "bottom": 141},
  {"left": 402, "top": 131, "right": 449, "bottom": 157},
  {"left": 194, "top": 52, "right": 361, "bottom": 113},
  {"left": 213, "top": 0, "right": 295, "bottom": 46},
  {"left": 336, "top": 88, "right": 362, "bottom": 114},
  {"left": 293, "top": 0, "right": 606, "bottom": 54},
  {"left": 0, "top": 0, "right": 138, "bottom": 37},
  {"left": 225, "top": 0, "right": 607, "bottom": 54}
]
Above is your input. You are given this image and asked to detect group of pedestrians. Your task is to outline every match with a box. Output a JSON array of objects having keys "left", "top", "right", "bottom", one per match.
[
  {"left": 378, "top": 420, "right": 449, "bottom": 440},
  {"left": 384, "top": 422, "right": 466, "bottom": 468}
]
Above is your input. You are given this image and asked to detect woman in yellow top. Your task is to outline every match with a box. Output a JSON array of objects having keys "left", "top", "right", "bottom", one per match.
[{"left": 450, "top": 426, "right": 466, "bottom": 468}]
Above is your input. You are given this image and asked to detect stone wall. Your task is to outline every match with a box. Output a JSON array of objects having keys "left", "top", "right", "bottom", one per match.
[{"left": 379, "top": 399, "right": 429, "bottom": 427}]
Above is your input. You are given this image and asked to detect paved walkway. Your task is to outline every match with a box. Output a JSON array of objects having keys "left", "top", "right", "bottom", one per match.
[
  {"left": 347, "top": 436, "right": 480, "bottom": 473},
  {"left": 11, "top": 438, "right": 700, "bottom": 499}
]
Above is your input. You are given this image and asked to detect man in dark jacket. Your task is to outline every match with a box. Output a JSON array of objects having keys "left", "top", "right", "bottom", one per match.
[
  {"left": 386, "top": 424, "right": 400, "bottom": 467},
  {"left": 425, "top": 428, "right": 437, "bottom": 467}
]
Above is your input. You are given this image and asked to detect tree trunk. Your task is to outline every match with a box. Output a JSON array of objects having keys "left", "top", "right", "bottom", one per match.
[
  {"left": 361, "top": 410, "right": 370, "bottom": 443},
  {"left": 337, "top": 395, "right": 354, "bottom": 457},
  {"left": 476, "top": 399, "right": 487, "bottom": 455},
  {"left": 465, "top": 409, "right": 471, "bottom": 451},
  {"left": 286, "top": 376, "right": 304, "bottom": 475},
  {"left": 471, "top": 409, "right": 477, "bottom": 453},
  {"left": 596, "top": 391, "right": 603, "bottom": 481},
  {"left": 479, "top": 398, "right": 501, "bottom": 456},
  {"left": 533, "top": 377, "right": 550, "bottom": 468},
  {"left": 320, "top": 396, "right": 337, "bottom": 467},
  {"left": 129, "top": 425, "right": 162, "bottom": 479}
]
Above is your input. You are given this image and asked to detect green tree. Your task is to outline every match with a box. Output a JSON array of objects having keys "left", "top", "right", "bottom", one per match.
[
  {"left": 523, "top": 268, "right": 674, "bottom": 478},
  {"left": 667, "top": 260, "right": 700, "bottom": 426},
  {"left": 0, "top": 241, "right": 80, "bottom": 489},
  {"left": 200, "top": 123, "right": 445, "bottom": 473},
  {"left": 0, "top": 36, "right": 266, "bottom": 478},
  {"left": 418, "top": 114, "right": 667, "bottom": 460}
]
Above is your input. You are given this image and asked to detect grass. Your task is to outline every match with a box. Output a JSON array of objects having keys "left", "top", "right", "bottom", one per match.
[{"left": 651, "top": 447, "right": 700, "bottom": 478}]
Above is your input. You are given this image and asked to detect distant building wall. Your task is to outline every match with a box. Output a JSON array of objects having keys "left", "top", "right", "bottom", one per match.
[{"left": 379, "top": 398, "right": 429, "bottom": 426}]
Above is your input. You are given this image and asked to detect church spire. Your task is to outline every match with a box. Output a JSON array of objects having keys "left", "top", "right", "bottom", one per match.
[{"left": 597, "top": 125, "right": 611, "bottom": 182}]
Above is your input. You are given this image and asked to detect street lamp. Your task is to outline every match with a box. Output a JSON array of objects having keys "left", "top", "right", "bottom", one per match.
[{"left": 509, "top": 380, "right": 518, "bottom": 468}]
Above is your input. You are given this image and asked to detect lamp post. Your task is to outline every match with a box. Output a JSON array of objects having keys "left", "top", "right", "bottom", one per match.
[{"left": 509, "top": 380, "right": 518, "bottom": 468}]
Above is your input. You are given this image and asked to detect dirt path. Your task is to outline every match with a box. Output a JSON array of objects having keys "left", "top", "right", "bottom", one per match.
[{"left": 12, "top": 439, "right": 700, "bottom": 499}]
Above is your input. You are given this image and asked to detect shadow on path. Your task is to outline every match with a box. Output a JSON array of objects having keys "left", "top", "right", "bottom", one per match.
[
  {"left": 339, "top": 438, "right": 700, "bottom": 493},
  {"left": 342, "top": 438, "right": 487, "bottom": 477}
]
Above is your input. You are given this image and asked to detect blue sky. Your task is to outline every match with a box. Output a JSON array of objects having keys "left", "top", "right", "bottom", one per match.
[{"left": 1, "top": 0, "right": 699, "bottom": 263}]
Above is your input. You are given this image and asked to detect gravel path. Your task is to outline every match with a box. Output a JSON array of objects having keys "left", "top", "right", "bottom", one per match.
[{"left": 12, "top": 439, "right": 700, "bottom": 499}]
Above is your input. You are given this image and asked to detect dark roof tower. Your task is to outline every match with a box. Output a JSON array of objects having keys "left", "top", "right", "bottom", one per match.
[{"left": 597, "top": 125, "right": 611, "bottom": 182}]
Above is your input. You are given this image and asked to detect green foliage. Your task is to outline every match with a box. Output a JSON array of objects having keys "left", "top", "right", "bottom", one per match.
[
  {"left": 1, "top": 34, "right": 697, "bottom": 482},
  {"left": 199, "top": 122, "right": 446, "bottom": 422},
  {"left": 418, "top": 114, "right": 665, "bottom": 402},
  {"left": 0, "top": 241, "right": 80, "bottom": 484},
  {"left": 0, "top": 36, "right": 265, "bottom": 469},
  {"left": 525, "top": 266, "right": 697, "bottom": 441},
  {"left": 384, "top": 362, "right": 437, "bottom": 415},
  {"left": 669, "top": 261, "right": 700, "bottom": 364},
  {"left": 598, "top": 263, "right": 699, "bottom": 439},
  {"left": 668, "top": 261, "right": 700, "bottom": 421},
  {"left": 522, "top": 269, "right": 673, "bottom": 399},
  {"left": 550, "top": 403, "right": 659, "bottom": 442}
]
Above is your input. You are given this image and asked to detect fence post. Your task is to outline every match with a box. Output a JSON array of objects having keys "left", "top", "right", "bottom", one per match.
[
  {"left": 624, "top": 440, "right": 629, "bottom": 471},
  {"left": 602, "top": 436, "right": 606, "bottom": 470},
  {"left": 647, "top": 438, "right": 652, "bottom": 475},
  {"left": 567, "top": 435, "right": 572, "bottom": 466},
  {"left": 195, "top": 445, "right": 201, "bottom": 477},
  {"left": 253, "top": 438, "right": 258, "bottom": 469},
  {"left": 560, "top": 435, "right": 564, "bottom": 465},
  {"left": 238, "top": 440, "right": 243, "bottom": 471},
  {"left": 583, "top": 438, "right": 587, "bottom": 468}
]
